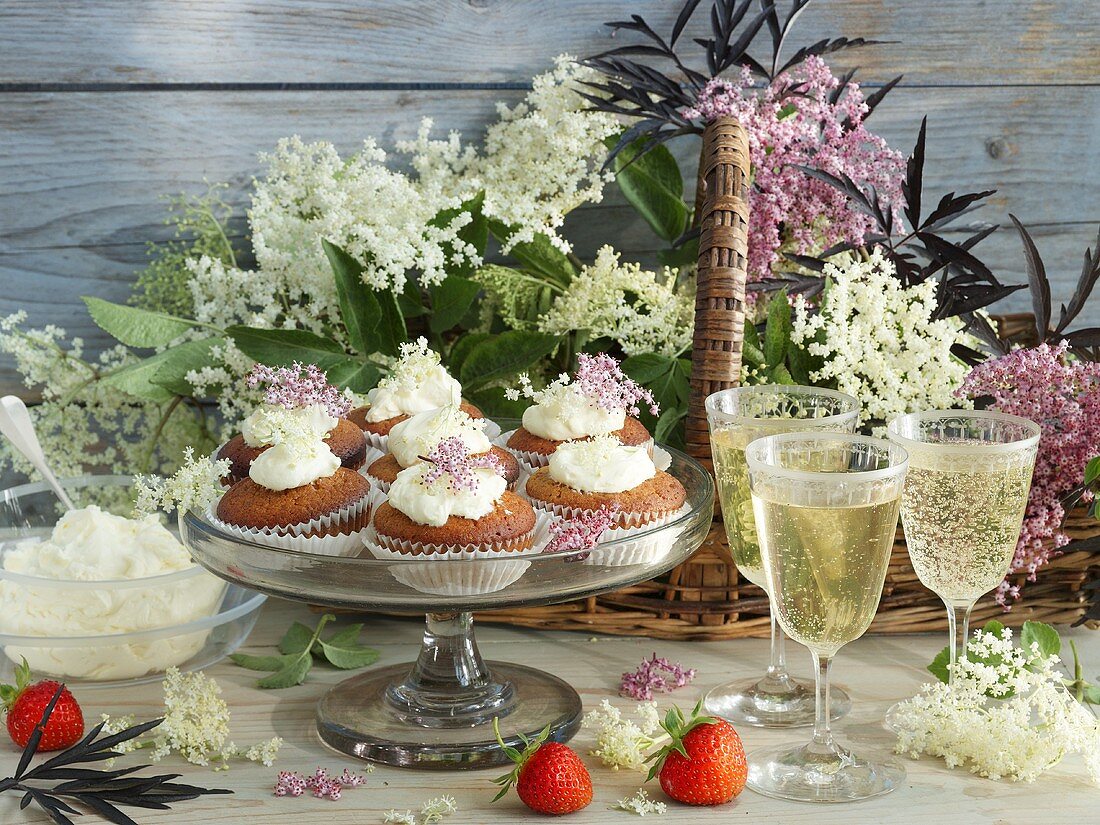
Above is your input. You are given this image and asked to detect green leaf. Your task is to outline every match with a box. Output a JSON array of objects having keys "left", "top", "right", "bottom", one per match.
[
  {"left": 316, "top": 623, "right": 380, "bottom": 670},
  {"left": 459, "top": 331, "right": 560, "bottom": 389},
  {"left": 1082, "top": 684, "right": 1100, "bottom": 705},
  {"left": 607, "top": 134, "right": 689, "bottom": 243},
  {"left": 1021, "top": 620, "right": 1061, "bottom": 657},
  {"left": 927, "top": 646, "right": 951, "bottom": 684},
  {"left": 277, "top": 622, "right": 316, "bottom": 655},
  {"left": 101, "top": 350, "right": 183, "bottom": 402},
  {"left": 227, "top": 325, "right": 345, "bottom": 367},
  {"left": 657, "top": 237, "right": 699, "bottom": 269},
  {"left": 466, "top": 386, "right": 528, "bottom": 420},
  {"left": 151, "top": 337, "right": 223, "bottom": 396},
  {"left": 1085, "top": 456, "right": 1100, "bottom": 487},
  {"left": 621, "top": 353, "right": 675, "bottom": 384},
  {"left": 769, "top": 364, "right": 795, "bottom": 384},
  {"left": 83, "top": 296, "right": 200, "bottom": 348},
  {"left": 741, "top": 321, "right": 766, "bottom": 366},
  {"left": 326, "top": 359, "right": 382, "bottom": 394},
  {"left": 229, "top": 653, "right": 295, "bottom": 672},
  {"left": 654, "top": 405, "right": 686, "bottom": 443},
  {"left": 489, "top": 221, "right": 576, "bottom": 288},
  {"left": 257, "top": 655, "right": 313, "bottom": 689},
  {"left": 787, "top": 341, "right": 812, "bottom": 385},
  {"left": 764, "top": 290, "right": 791, "bottom": 369},
  {"left": 323, "top": 240, "right": 379, "bottom": 356},
  {"left": 429, "top": 276, "right": 482, "bottom": 333},
  {"left": 447, "top": 333, "right": 491, "bottom": 375},
  {"left": 373, "top": 289, "right": 407, "bottom": 358},
  {"left": 399, "top": 278, "right": 428, "bottom": 318}
]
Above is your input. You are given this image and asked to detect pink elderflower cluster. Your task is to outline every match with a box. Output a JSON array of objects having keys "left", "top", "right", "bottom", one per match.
[
  {"left": 274, "top": 767, "right": 368, "bottom": 801},
  {"left": 246, "top": 362, "right": 351, "bottom": 418},
  {"left": 682, "top": 57, "right": 905, "bottom": 281},
  {"left": 421, "top": 436, "right": 503, "bottom": 492},
  {"left": 619, "top": 654, "right": 697, "bottom": 701},
  {"left": 574, "top": 353, "right": 659, "bottom": 417},
  {"left": 545, "top": 504, "right": 621, "bottom": 558},
  {"left": 959, "top": 342, "right": 1100, "bottom": 604}
]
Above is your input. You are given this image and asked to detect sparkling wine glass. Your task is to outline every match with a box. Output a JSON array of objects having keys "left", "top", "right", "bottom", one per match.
[
  {"left": 745, "top": 432, "right": 908, "bottom": 802},
  {"left": 704, "top": 386, "right": 858, "bottom": 727},
  {"left": 886, "top": 410, "right": 1039, "bottom": 688}
]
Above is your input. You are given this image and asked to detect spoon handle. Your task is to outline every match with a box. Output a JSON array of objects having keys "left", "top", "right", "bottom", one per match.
[{"left": 0, "top": 395, "right": 76, "bottom": 510}]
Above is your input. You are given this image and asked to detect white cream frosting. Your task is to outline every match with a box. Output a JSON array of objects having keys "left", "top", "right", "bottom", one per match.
[
  {"left": 365, "top": 364, "right": 461, "bottom": 422},
  {"left": 522, "top": 385, "right": 625, "bottom": 441},
  {"left": 548, "top": 437, "right": 657, "bottom": 493},
  {"left": 387, "top": 463, "right": 506, "bottom": 527},
  {"left": 0, "top": 507, "right": 226, "bottom": 680},
  {"left": 388, "top": 406, "right": 492, "bottom": 469},
  {"left": 249, "top": 440, "right": 340, "bottom": 491},
  {"left": 241, "top": 403, "right": 337, "bottom": 448}
]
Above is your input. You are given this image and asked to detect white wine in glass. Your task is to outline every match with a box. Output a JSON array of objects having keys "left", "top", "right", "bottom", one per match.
[
  {"left": 705, "top": 386, "right": 859, "bottom": 728},
  {"left": 745, "top": 432, "right": 908, "bottom": 803}
]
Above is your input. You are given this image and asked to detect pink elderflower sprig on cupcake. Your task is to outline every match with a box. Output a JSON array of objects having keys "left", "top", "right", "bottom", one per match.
[
  {"left": 247, "top": 362, "right": 351, "bottom": 418},
  {"left": 505, "top": 353, "right": 659, "bottom": 418},
  {"left": 420, "top": 436, "right": 503, "bottom": 492},
  {"left": 274, "top": 767, "right": 369, "bottom": 801},
  {"left": 544, "top": 504, "right": 621, "bottom": 559},
  {"left": 620, "top": 654, "right": 697, "bottom": 701}
]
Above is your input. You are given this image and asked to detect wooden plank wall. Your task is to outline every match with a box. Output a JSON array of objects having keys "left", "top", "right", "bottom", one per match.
[{"left": 1, "top": 1, "right": 1098, "bottom": 395}]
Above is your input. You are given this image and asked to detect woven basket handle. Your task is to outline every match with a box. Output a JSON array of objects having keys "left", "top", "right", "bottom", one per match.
[{"left": 685, "top": 117, "right": 751, "bottom": 468}]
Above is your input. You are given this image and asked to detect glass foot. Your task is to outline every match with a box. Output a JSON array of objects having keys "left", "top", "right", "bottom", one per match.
[
  {"left": 747, "top": 740, "right": 905, "bottom": 802},
  {"left": 316, "top": 661, "right": 581, "bottom": 769},
  {"left": 705, "top": 674, "right": 851, "bottom": 728},
  {"left": 882, "top": 700, "right": 906, "bottom": 733}
]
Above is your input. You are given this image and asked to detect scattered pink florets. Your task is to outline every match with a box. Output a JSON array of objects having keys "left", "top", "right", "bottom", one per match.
[
  {"left": 620, "top": 654, "right": 697, "bottom": 701},
  {"left": 682, "top": 57, "right": 906, "bottom": 281},
  {"left": 421, "top": 436, "right": 504, "bottom": 492},
  {"left": 574, "top": 353, "right": 659, "bottom": 417},
  {"left": 959, "top": 341, "right": 1100, "bottom": 605},
  {"left": 247, "top": 362, "right": 352, "bottom": 418},
  {"left": 545, "top": 504, "right": 621, "bottom": 559},
  {"left": 274, "top": 767, "right": 368, "bottom": 801}
]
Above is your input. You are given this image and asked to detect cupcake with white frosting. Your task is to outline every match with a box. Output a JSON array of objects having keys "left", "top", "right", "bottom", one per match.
[
  {"left": 217, "top": 363, "right": 365, "bottom": 484},
  {"left": 504, "top": 353, "right": 657, "bottom": 471},
  {"left": 365, "top": 405, "right": 521, "bottom": 493},
  {"left": 346, "top": 338, "right": 483, "bottom": 447}
]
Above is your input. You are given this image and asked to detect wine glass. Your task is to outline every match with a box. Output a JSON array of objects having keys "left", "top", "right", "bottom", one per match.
[
  {"left": 745, "top": 432, "right": 908, "bottom": 802},
  {"left": 704, "top": 386, "right": 858, "bottom": 727},
  {"left": 886, "top": 411, "right": 1039, "bottom": 686}
]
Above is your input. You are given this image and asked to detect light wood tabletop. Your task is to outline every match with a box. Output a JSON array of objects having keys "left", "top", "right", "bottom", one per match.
[{"left": 2, "top": 598, "right": 1097, "bottom": 825}]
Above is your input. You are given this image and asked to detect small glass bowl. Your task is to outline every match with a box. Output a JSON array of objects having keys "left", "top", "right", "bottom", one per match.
[{"left": 0, "top": 474, "right": 265, "bottom": 687}]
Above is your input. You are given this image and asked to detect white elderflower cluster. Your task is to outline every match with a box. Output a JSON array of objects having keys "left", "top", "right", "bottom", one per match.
[
  {"left": 381, "top": 795, "right": 457, "bottom": 825},
  {"left": 892, "top": 627, "right": 1100, "bottom": 783},
  {"left": 791, "top": 248, "right": 973, "bottom": 426},
  {"left": 134, "top": 447, "right": 230, "bottom": 516},
  {"left": 376, "top": 337, "right": 444, "bottom": 393},
  {"left": 539, "top": 246, "right": 694, "bottom": 357},
  {"left": 612, "top": 788, "right": 668, "bottom": 816},
  {"left": 581, "top": 699, "right": 663, "bottom": 771}
]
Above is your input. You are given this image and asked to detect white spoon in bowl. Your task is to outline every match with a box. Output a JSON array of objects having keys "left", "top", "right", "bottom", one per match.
[{"left": 0, "top": 395, "right": 76, "bottom": 510}]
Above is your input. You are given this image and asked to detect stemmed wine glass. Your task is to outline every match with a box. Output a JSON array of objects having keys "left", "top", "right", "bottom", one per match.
[
  {"left": 745, "top": 432, "right": 908, "bottom": 802},
  {"left": 704, "top": 386, "right": 858, "bottom": 727},
  {"left": 885, "top": 411, "right": 1039, "bottom": 694}
]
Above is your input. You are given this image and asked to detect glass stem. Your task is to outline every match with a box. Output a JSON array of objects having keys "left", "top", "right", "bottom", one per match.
[
  {"left": 811, "top": 653, "right": 835, "bottom": 749},
  {"left": 766, "top": 608, "right": 788, "bottom": 678},
  {"left": 945, "top": 601, "right": 974, "bottom": 686}
]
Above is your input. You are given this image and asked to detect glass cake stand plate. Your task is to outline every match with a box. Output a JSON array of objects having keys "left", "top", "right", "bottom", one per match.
[{"left": 179, "top": 447, "right": 713, "bottom": 770}]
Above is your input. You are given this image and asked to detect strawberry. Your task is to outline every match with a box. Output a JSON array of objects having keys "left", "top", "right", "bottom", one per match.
[
  {"left": 647, "top": 700, "right": 747, "bottom": 806},
  {"left": 1, "top": 659, "right": 84, "bottom": 752},
  {"left": 491, "top": 719, "right": 592, "bottom": 815}
]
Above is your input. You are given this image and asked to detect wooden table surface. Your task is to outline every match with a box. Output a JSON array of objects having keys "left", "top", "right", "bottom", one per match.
[{"left": 3, "top": 599, "right": 1097, "bottom": 825}]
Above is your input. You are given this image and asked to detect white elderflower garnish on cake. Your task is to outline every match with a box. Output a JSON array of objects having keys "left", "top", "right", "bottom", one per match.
[
  {"left": 612, "top": 788, "right": 668, "bottom": 816},
  {"left": 404, "top": 405, "right": 487, "bottom": 459},
  {"left": 581, "top": 699, "right": 663, "bottom": 772},
  {"left": 505, "top": 352, "right": 659, "bottom": 417},
  {"left": 134, "top": 447, "right": 230, "bottom": 516},
  {"left": 377, "top": 337, "right": 445, "bottom": 394}
]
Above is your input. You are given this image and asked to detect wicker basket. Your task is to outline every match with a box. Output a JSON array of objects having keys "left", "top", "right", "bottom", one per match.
[{"left": 475, "top": 117, "right": 1100, "bottom": 640}]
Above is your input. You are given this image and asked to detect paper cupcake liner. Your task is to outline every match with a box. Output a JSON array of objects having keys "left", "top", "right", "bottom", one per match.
[
  {"left": 359, "top": 444, "right": 390, "bottom": 490},
  {"left": 361, "top": 430, "right": 389, "bottom": 453},
  {"left": 362, "top": 511, "right": 553, "bottom": 596},
  {"left": 207, "top": 493, "right": 372, "bottom": 557}
]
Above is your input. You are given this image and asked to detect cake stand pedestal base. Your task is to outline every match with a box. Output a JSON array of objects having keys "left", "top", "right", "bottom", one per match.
[{"left": 315, "top": 612, "right": 582, "bottom": 769}]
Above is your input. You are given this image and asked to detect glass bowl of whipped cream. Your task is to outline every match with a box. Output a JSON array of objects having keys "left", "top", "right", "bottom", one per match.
[{"left": 0, "top": 474, "right": 265, "bottom": 686}]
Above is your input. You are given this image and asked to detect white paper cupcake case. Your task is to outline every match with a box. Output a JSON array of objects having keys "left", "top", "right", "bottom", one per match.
[
  {"left": 206, "top": 494, "right": 372, "bottom": 558},
  {"left": 496, "top": 429, "right": 667, "bottom": 473},
  {"left": 362, "top": 511, "right": 553, "bottom": 596}
]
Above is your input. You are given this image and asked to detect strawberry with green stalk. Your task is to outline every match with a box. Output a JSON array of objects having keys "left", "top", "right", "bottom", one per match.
[
  {"left": 0, "top": 658, "right": 84, "bottom": 752},
  {"left": 646, "top": 700, "right": 747, "bottom": 806},
  {"left": 491, "top": 718, "right": 593, "bottom": 815}
]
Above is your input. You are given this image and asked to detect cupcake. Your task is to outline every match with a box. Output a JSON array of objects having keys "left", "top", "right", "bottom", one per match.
[
  {"left": 214, "top": 385, "right": 372, "bottom": 555},
  {"left": 346, "top": 337, "right": 483, "bottom": 445},
  {"left": 365, "top": 405, "right": 520, "bottom": 493},
  {"left": 504, "top": 353, "right": 658, "bottom": 471},
  {"left": 217, "top": 363, "right": 365, "bottom": 484}
]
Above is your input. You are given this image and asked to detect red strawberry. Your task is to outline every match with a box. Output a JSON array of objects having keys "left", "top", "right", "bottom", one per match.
[
  {"left": 491, "top": 719, "right": 592, "bottom": 815},
  {"left": 1, "top": 659, "right": 84, "bottom": 752},
  {"left": 648, "top": 701, "right": 747, "bottom": 806}
]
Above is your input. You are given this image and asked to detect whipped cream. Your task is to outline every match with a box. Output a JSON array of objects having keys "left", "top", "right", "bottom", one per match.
[
  {"left": 242, "top": 403, "right": 337, "bottom": 448},
  {"left": 365, "top": 364, "right": 461, "bottom": 422},
  {"left": 549, "top": 437, "right": 656, "bottom": 493},
  {"left": 388, "top": 406, "right": 492, "bottom": 468},
  {"left": 249, "top": 440, "right": 340, "bottom": 491},
  {"left": 522, "top": 384, "right": 625, "bottom": 441},
  {"left": 387, "top": 463, "right": 506, "bottom": 527},
  {"left": 0, "top": 507, "right": 226, "bottom": 681}
]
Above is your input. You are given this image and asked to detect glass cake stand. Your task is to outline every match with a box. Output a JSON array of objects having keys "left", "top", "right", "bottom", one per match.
[{"left": 179, "top": 447, "right": 713, "bottom": 770}]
